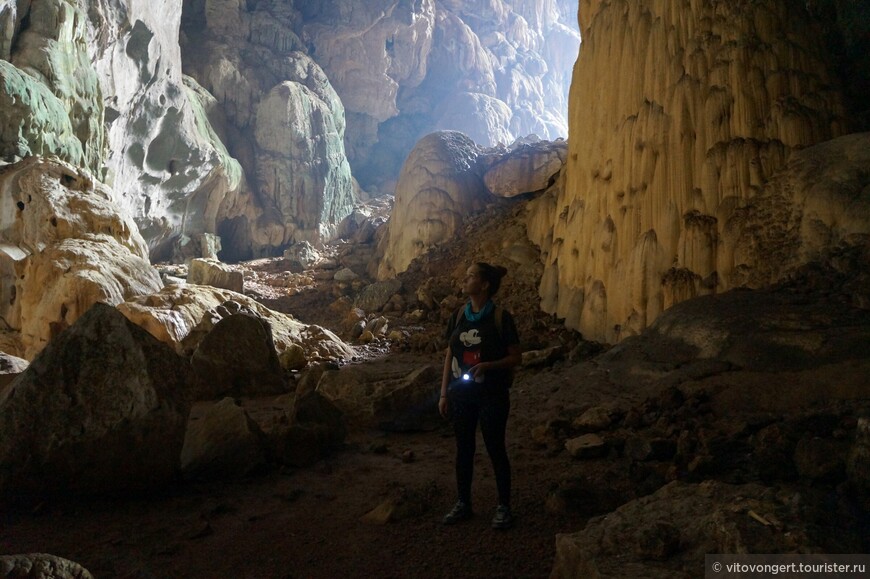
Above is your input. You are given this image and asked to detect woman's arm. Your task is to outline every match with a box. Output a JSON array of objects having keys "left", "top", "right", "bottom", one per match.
[
  {"left": 439, "top": 347, "right": 451, "bottom": 418},
  {"left": 469, "top": 344, "right": 522, "bottom": 379}
]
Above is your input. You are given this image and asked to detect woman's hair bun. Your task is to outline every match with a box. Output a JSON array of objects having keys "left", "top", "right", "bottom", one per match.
[{"left": 475, "top": 262, "right": 508, "bottom": 295}]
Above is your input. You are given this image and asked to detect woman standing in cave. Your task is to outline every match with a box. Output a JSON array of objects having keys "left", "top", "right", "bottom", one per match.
[{"left": 439, "top": 262, "right": 522, "bottom": 529}]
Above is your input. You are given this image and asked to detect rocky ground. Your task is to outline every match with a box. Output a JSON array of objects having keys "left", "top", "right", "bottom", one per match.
[{"left": 2, "top": 198, "right": 870, "bottom": 578}]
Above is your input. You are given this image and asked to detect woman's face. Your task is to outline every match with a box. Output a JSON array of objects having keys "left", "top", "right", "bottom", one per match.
[{"left": 462, "top": 265, "right": 489, "bottom": 297}]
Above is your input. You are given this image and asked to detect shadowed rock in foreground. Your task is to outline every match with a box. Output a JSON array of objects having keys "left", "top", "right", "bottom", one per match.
[{"left": 0, "top": 303, "right": 190, "bottom": 502}]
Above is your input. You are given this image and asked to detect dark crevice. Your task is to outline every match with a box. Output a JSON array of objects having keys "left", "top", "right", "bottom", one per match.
[{"left": 8, "top": 3, "right": 32, "bottom": 56}]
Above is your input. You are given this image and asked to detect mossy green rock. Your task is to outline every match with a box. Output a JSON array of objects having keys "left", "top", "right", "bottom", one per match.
[{"left": 0, "top": 60, "right": 84, "bottom": 165}]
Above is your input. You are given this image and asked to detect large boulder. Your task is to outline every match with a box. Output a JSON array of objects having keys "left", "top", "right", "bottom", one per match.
[
  {"left": 180, "top": 397, "right": 267, "bottom": 480},
  {"left": 355, "top": 279, "right": 403, "bottom": 312},
  {"left": 187, "top": 258, "right": 244, "bottom": 293},
  {"left": 189, "top": 313, "right": 288, "bottom": 400},
  {"left": 377, "top": 131, "right": 487, "bottom": 279},
  {"left": 551, "top": 481, "right": 826, "bottom": 578},
  {"left": 0, "top": 303, "right": 190, "bottom": 501},
  {"left": 117, "top": 286, "right": 356, "bottom": 363},
  {"left": 316, "top": 364, "right": 441, "bottom": 431},
  {"left": 0, "top": 157, "right": 163, "bottom": 360},
  {"left": 482, "top": 140, "right": 567, "bottom": 198},
  {"left": 271, "top": 389, "right": 347, "bottom": 467}
]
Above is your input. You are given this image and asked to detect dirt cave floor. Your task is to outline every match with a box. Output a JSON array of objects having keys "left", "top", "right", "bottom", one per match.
[{"left": 1, "top": 355, "right": 598, "bottom": 579}]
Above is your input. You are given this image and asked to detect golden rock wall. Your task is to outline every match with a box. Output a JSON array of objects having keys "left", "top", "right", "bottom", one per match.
[{"left": 532, "top": 0, "right": 851, "bottom": 342}]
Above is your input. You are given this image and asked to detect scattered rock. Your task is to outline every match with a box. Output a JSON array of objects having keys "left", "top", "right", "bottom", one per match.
[
  {"left": 521, "top": 346, "right": 562, "bottom": 367},
  {"left": 625, "top": 437, "right": 677, "bottom": 462},
  {"left": 188, "top": 258, "right": 244, "bottom": 293},
  {"left": 0, "top": 353, "right": 27, "bottom": 391},
  {"left": 284, "top": 241, "right": 319, "bottom": 268},
  {"left": 565, "top": 434, "right": 607, "bottom": 459},
  {"left": 360, "top": 482, "right": 441, "bottom": 525},
  {"left": 0, "top": 553, "right": 94, "bottom": 578},
  {"left": 334, "top": 267, "right": 359, "bottom": 282},
  {"left": 279, "top": 343, "right": 308, "bottom": 372},
  {"left": 571, "top": 406, "right": 613, "bottom": 433},
  {"left": 793, "top": 435, "right": 847, "bottom": 482},
  {"left": 356, "top": 279, "right": 403, "bottom": 312}
]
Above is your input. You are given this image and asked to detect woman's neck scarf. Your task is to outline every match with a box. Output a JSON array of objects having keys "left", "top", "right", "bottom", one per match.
[{"left": 464, "top": 300, "right": 494, "bottom": 322}]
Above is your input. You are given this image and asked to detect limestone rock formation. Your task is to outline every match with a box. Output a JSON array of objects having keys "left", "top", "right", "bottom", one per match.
[
  {"left": 377, "top": 131, "right": 568, "bottom": 280},
  {"left": 0, "top": 1, "right": 103, "bottom": 174},
  {"left": 180, "top": 14, "right": 354, "bottom": 258},
  {"left": 253, "top": 77, "right": 355, "bottom": 246},
  {"left": 0, "top": 303, "right": 190, "bottom": 500},
  {"left": 0, "top": 0, "right": 246, "bottom": 260},
  {"left": 530, "top": 0, "right": 869, "bottom": 343},
  {"left": 187, "top": 258, "right": 244, "bottom": 293},
  {"left": 89, "top": 0, "right": 244, "bottom": 260},
  {"left": 377, "top": 131, "right": 486, "bottom": 279},
  {"left": 482, "top": 139, "right": 567, "bottom": 198},
  {"left": 117, "top": 285, "right": 356, "bottom": 364},
  {"left": 0, "top": 157, "right": 162, "bottom": 359},
  {"left": 180, "top": 0, "right": 579, "bottom": 197},
  {"left": 2, "top": 0, "right": 578, "bottom": 264}
]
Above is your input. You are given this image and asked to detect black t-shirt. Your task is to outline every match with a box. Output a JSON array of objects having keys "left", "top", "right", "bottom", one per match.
[{"left": 445, "top": 305, "right": 520, "bottom": 392}]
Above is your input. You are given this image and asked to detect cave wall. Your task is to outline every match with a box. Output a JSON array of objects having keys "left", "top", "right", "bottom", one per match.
[
  {"left": 527, "top": 0, "right": 866, "bottom": 343},
  {"left": 0, "top": 0, "right": 246, "bottom": 261},
  {"left": 179, "top": 0, "right": 580, "bottom": 197}
]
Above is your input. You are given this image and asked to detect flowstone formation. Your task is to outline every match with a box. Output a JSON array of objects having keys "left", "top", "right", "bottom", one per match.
[
  {"left": 179, "top": 8, "right": 356, "bottom": 259},
  {"left": 179, "top": 0, "right": 579, "bottom": 196},
  {"left": 526, "top": 0, "right": 870, "bottom": 343},
  {"left": 0, "top": 0, "right": 364, "bottom": 261},
  {"left": 0, "top": 157, "right": 162, "bottom": 360},
  {"left": 376, "top": 131, "right": 567, "bottom": 279},
  {"left": 0, "top": 0, "right": 249, "bottom": 259}
]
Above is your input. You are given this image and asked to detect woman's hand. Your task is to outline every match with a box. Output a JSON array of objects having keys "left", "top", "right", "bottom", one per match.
[
  {"left": 468, "top": 362, "right": 490, "bottom": 381},
  {"left": 439, "top": 395, "right": 449, "bottom": 418}
]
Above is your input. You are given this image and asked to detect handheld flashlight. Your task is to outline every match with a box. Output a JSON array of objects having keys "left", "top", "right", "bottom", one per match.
[{"left": 462, "top": 373, "right": 471, "bottom": 381}]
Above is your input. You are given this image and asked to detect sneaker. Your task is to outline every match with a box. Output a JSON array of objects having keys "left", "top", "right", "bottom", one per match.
[
  {"left": 442, "top": 501, "right": 473, "bottom": 525},
  {"left": 491, "top": 504, "right": 514, "bottom": 529}
]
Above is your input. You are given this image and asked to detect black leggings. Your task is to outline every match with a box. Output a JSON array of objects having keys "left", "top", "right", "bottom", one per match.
[{"left": 451, "top": 389, "right": 511, "bottom": 507}]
